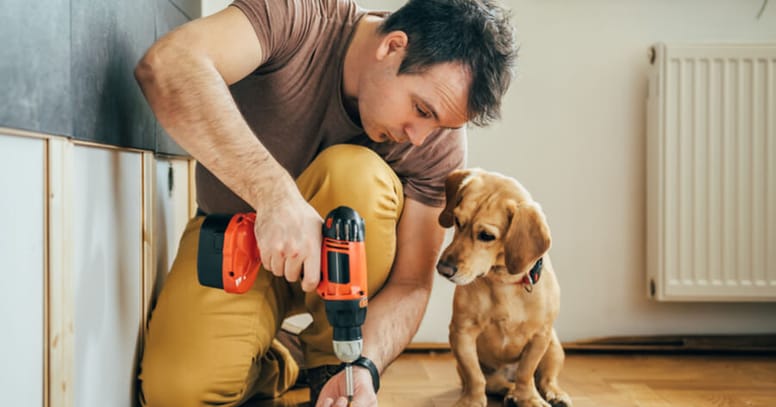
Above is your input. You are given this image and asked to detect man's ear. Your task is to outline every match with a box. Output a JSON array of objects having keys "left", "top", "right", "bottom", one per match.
[
  {"left": 438, "top": 169, "right": 474, "bottom": 228},
  {"left": 376, "top": 30, "right": 408, "bottom": 61},
  {"left": 504, "top": 201, "right": 551, "bottom": 275}
]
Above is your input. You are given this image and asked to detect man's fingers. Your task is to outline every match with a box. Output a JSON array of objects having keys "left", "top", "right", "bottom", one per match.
[
  {"left": 301, "top": 254, "right": 321, "bottom": 292},
  {"left": 283, "top": 254, "right": 303, "bottom": 282},
  {"left": 319, "top": 397, "right": 334, "bottom": 407},
  {"left": 269, "top": 255, "right": 285, "bottom": 277}
]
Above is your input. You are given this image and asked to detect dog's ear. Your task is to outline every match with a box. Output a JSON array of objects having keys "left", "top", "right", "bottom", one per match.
[
  {"left": 438, "top": 169, "right": 473, "bottom": 228},
  {"left": 504, "top": 201, "right": 551, "bottom": 275}
]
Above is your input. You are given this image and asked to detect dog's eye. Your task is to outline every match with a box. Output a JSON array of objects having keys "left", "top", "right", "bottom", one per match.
[{"left": 477, "top": 231, "right": 496, "bottom": 242}]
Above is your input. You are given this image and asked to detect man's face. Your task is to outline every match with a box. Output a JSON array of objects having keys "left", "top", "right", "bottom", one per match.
[{"left": 358, "top": 52, "right": 471, "bottom": 146}]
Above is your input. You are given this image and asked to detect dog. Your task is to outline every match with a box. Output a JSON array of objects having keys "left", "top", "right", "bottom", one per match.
[{"left": 436, "top": 168, "right": 571, "bottom": 407}]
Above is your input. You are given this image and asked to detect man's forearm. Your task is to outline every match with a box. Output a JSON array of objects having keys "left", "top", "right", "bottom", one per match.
[
  {"left": 357, "top": 199, "right": 446, "bottom": 373},
  {"left": 134, "top": 41, "right": 290, "bottom": 211},
  {"left": 360, "top": 281, "right": 432, "bottom": 372}
]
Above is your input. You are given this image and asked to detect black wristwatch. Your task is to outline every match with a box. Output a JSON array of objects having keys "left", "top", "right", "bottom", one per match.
[{"left": 351, "top": 356, "right": 380, "bottom": 393}]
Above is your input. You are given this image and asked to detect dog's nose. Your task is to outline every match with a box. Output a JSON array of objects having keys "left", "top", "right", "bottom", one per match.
[{"left": 436, "top": 261, "right": 457, "bottom": 278}]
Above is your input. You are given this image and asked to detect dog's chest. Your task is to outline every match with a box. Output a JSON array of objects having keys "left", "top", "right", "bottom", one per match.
[
  {"left": 484, "top": 301, "right": 531, "bottom": 339},
  {"left": 476, "top": 288, "right": 541, "bottom": 361}
]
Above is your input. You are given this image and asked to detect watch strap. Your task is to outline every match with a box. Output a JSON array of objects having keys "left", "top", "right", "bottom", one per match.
[{"left": 351, "top": 356, "right": 380, "bottom": 393}]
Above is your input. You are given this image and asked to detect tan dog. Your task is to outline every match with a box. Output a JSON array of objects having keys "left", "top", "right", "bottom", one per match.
[{"left": 436, "top": 169, "right": 571, "bottom": 407}]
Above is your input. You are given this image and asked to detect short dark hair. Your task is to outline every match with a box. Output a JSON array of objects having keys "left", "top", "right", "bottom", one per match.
[{"left": 379, "top": 0, "right": 518, "bottom": 127}]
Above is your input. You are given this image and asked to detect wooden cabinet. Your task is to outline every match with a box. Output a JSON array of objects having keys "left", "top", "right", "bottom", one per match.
[{"left": 0, "top": 131, "right": 192, "bottom": 407}]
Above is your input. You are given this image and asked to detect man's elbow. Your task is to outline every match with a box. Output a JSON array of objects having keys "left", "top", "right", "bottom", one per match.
[
  {"left": 134, "top": 34, "right": 187, "bottom": 91},
  {"left": 134, "top": 44, "right": 164, "bottom": 90}
]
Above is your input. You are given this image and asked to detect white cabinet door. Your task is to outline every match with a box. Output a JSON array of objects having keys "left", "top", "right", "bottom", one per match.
[
  {"left": 72, "top": 146, "right": 142, "bottom": 407},
  {"left": 152, "top": 157, "right": 191, "bottom": 296},
  {"left": 0, "top": 134, "right": 45, "bottom": 406}
]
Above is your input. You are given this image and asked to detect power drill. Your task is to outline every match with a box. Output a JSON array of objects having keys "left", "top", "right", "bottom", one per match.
[{"left": 196, "top": 206, "right": 368, "bottom": 401}]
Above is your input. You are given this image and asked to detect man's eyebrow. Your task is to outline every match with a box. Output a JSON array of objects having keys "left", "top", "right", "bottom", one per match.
[{"left": 418, "top": 96, "right": 465, "bottom": 131}]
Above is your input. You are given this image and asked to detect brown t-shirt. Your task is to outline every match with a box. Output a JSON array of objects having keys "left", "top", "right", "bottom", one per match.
[{"left": 195, "top": 0, "right": 466, "bottom": 214}]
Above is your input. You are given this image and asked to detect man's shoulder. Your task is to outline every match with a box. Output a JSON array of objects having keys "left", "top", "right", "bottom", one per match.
[{"left": 234, "top": 0, "right": 360, "bottom": 19}]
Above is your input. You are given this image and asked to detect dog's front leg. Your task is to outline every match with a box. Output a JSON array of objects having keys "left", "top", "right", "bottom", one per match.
[
  {"left": 504, "top": 331, "right": 552, "bottom": 407},
  {"left": 450, "top": 325, "right": 487, "bottom": 407}
]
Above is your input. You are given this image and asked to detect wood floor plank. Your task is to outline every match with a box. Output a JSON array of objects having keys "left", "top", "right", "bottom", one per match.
[{"left": 244, "top": 351, "right": 776, "bottom": 406}]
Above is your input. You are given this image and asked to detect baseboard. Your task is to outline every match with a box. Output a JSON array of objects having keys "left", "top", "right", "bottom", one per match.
[
  {"left": 563, "top": 334, "right": 776, "bottom": 353},
  {"left": 406, "top": 342, "right": 450, "bottom": 351},
  {"left": 407, "top": 334, "right": 776, "bottom": 354}
]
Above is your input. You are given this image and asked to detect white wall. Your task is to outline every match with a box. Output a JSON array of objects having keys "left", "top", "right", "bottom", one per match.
[
  {"left": 475, "top": 0, "right": 776, "bottom": 342},
  {"left": 201, "top": 0, "right": 231, "bottom": 17}
]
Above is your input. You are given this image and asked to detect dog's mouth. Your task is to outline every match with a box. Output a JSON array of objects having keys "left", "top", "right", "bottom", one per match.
[{"left": 436, "top": 261, "right": 493, "bottom": 285}]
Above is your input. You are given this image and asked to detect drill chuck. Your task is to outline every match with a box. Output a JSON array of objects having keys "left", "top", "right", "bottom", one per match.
[
  {"left": 333, "top": 339, "right": 363, "bottom": 363},
  {"left": 325, "top": 297, "right": 367, "bottom": 362}
]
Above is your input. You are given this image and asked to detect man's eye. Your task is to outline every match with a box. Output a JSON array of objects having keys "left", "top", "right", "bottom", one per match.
[
  {"left": 415, "top": 105, "right": 430, "bottom": 118},
  {"left": 477, "top": 231, "right": 495, "bottom": 242}
]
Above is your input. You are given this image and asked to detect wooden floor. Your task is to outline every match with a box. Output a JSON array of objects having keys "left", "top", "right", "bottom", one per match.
[{"left": 246, "top": 351, "right": 776, "bottom": 407}]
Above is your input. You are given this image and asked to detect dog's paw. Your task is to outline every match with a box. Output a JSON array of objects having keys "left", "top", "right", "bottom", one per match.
[
  {"left": 546, "top": 394, "right": 572, "bottom": 407},
  {"left": 453, "top": 394, "right": 488, "bottom": 407},
  {"left": 541, "top": 383, "right": 572, "bottom": 407},
  {"left": 503, "top": 394, "right": 551, "bottom": 407}
]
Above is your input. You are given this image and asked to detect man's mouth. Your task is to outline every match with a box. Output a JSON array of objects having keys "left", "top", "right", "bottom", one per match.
[{"left": 386, "top": 132, "right": 403, "bottom": 143}]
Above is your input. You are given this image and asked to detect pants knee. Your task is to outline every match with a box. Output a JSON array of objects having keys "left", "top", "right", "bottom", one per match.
[{"left": 307, "top": 144, "right": 403, "bottom": 217}]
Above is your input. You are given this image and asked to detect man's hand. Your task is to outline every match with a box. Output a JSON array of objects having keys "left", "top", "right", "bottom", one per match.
[
  {"left": 254, "top": 184, "right": 323, "bottom": 292},
  {"left": 316, "top": 367, "right": 377, "bottom": 407}
]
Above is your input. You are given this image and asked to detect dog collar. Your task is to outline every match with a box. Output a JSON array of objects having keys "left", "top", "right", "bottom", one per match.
[{"left": 521, "top": 258, "right": 543, "bottom": 292}]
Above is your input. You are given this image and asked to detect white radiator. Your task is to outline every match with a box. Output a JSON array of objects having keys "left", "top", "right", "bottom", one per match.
[{"left": 646, "top": 43, "right": 776, "bottom": 301}]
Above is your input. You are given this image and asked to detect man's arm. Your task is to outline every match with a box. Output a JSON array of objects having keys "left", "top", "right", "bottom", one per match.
[
  {"left": 360, "top": 197, "right": 446, "bottom": 371},
  {"left": 134, "top": 7, "right": 322, "bottom": 291}
]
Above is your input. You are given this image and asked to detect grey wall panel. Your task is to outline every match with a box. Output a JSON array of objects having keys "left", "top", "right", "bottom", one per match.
[
  {"left": 153, "top": 0, "right": 191, "bottom": 156},
  {"left": 71, "top": 0, "right": 157, "bottom": 149},
  {"left": 168, "top": 0, "right": 199, "bottom": 20},
  {"left": 0, "top": 0, "right": 71, "bottom": 136}
]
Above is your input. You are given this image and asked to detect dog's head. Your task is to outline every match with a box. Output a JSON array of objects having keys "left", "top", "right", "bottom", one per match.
[{"left": 436, "top": 168, "right": 551, "bottom": 285}]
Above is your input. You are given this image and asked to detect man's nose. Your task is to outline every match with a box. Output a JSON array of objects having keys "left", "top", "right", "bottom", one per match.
[{"left": 404, "top": 122, "right": 435, "bottom": 146}]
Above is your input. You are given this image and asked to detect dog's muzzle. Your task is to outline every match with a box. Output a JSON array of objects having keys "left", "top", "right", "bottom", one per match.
[{"left": 436, "top": 261, "right": 457, "bottom": 278}]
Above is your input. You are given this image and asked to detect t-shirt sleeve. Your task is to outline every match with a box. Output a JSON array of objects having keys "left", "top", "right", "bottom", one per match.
[
  {"left": 230, "top": 0, "right": 313, "bottom": 67},
  {"left": 401, "top": 128, "right": 467, "bottom": 207},
  {"left": 365, "top": 128, "right": 466, "bottom": 208}
]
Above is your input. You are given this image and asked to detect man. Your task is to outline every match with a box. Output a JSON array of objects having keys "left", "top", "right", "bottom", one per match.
[{"left": 134, "top": 0, "right": 516, "bottom": 406}]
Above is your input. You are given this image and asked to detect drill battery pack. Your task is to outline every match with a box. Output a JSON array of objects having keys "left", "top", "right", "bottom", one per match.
[{"left": 197, "top": 212, "right": 261, "bottom": 294}]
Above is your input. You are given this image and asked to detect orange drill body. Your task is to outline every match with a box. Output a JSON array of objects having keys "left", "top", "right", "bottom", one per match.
[{"left": 317, "top": 237, "right": 368, "bottom": 304}]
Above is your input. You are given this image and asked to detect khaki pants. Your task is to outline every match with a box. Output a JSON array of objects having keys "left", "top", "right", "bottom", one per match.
[{"left": 139, "top": 145, "right": 404, "bottom": 406}]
